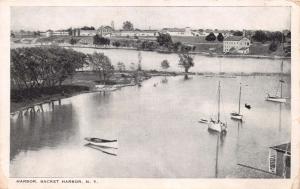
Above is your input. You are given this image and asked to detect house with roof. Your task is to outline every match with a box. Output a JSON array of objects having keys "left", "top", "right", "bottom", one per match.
[
  {"left": 97, "top": 26, "right": 114, "bottom": 37},
  {"left": 223, "top": 36, "right": 251, "bottom": 54},
  {"left": 161, "top": 27, "right": 193, "bottom": 36},
  {"left": 269, "top": 143, "right": 291, "bottom": 178}
]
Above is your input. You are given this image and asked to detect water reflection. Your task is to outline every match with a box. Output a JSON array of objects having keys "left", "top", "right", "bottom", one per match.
[
  {"left": 10, "top": 75, "right": 291, "bottom": 178},
  {"left": 10, "top": 102, "right": 77, "bottom": 160}
]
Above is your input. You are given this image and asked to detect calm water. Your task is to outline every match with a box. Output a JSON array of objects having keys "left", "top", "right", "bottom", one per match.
[
  {"left": 10, "top": 75, "right": 291, "bottom": 178},
  {"left": 11, "top": 43, "right": 291, "bottom": 74},
  {"left": 71, "top": 48, "right": 291, "bottom": 74}
]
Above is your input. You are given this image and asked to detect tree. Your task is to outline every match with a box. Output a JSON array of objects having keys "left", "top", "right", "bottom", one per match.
[
  {"left": 161, "top": 59, "right": 170, "bottom": 70},
  {"left": 233, "top": 31, "right": 243, "bottom": 36},
  {"left": 87, "top": 52, "right": 114, "bottom": 84},
  {"left": 157, "top": 33, "right": 173, "bottom": 47},
  {"left": 252, "top": 30, "right": 268, "bottom": 43},
  {"left": 178, "top": 53, "right": 194, "bottom": 79},
  {"left": 93, "top": 34, "right": 110, "bottom": 46},
  {"left": 112, "top": 41, "right": 121, "bottom": 47},
  {"left": 70, "top": 37, "right": 77, "bottom": 45},
  {"left": 81, "top": 26, "right": 95, "bottom": 30},
  {"left": 122, "top": 21, "right": 134, "bottom": 31},
  {"left": 269, "top": 41, "right": 278, "bottom": 52},
  {"left": 173, "top": 41, "right": 182, "bottom": 52},
  {"left": 161, "top": 59, "right": 170, "bottom": 82},
  {"left": 217, "top": 33, "right": 224, "bottom": 42},
  {"left": 205, "top": 32, "right": 216, "bottom": 41},
  {"left": 11, "top": 47, "right": 86, "bottom": 90},
  {"left": 140, "top": 41, "right": 158, "bottom": 51},
  {"left": 117, "top": 62, "right": 126, "bottom": 71}
]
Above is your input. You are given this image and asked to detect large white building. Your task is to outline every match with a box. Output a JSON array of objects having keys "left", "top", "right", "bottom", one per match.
[
  {"left": 223, "top": 36, "right": 251, "bottom": 54},
  {"left": 161, "top": 27, "right": 193, "bottom": 36},
  {"left": 40, "top": 30, "right": 69, "bottom": 37},
  {"left": 111, "top": 30, "right": 158, "bottom": 37}
]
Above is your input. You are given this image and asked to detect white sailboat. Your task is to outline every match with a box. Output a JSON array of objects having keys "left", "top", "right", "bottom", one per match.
[
  {"left": 231, "top": 83, "right": 243, "bottom": 120},
  {"left": 208, "top": 81, "right": 227, "bottom": 133},
  {"left": 266, "top": 61, "right": 286, "bottom": 103}
]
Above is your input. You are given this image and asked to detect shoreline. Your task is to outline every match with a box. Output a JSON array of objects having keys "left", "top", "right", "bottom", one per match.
[
  {"left": 10, "top": 71, "right": 290, "bottom": 114},
  {"left": 11, "top": 43, "right": 291, "bottom": 60}
]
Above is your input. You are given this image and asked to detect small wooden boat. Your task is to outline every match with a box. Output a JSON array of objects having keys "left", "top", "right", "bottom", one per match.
[
  {"left": 198, "top": 119, "right": 208, "bottom": 123},
  {"left": 84, "top": 137, "right": 118, "bottom": 148}
]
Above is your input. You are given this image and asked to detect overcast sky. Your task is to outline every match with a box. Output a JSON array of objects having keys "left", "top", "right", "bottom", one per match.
[{"left": 11, "top": 6, "right": 291, "bottom": 31}]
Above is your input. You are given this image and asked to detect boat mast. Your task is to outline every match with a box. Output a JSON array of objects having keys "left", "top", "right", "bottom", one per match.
[
  {"left": 280, "top": 61, "right": 283, "bottom": 98},
  {"left": 217, "top": 81, "right": 221, "bottom": 122},
  {"left": 238, "top": 83, "right": 242, "bottom": 114},
  {"left": 280, "top": 32, "right": 284, "bottom": 98}
]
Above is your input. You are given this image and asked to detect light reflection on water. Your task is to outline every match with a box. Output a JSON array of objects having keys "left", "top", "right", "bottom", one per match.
[{"left": 10, "top": 75, "right": 291, "bottom": 178}]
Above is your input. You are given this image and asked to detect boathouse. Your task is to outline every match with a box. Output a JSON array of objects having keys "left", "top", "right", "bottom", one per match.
[{"left": 269, "top": 142, "right": 291, "bottom": 178}]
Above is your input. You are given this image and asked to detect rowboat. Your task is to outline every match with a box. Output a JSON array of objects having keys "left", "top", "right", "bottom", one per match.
[
  {"left": 84, "top": 137, "right": 118, "bottom": 149},
  {"left": 198, "top": 119, "right": 208, "bottom": 123}
]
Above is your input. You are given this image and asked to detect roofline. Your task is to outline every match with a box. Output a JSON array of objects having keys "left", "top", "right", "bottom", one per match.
[{"left": 270, "top": 147, "right": 291, "bottom": 155}]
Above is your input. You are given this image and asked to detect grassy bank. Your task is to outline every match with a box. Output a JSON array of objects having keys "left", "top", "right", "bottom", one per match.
[{"left": 10, "top": 70, "right": 151, "bottom": 113}]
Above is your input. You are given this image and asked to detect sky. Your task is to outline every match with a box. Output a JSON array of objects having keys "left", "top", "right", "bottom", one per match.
[{"left": 11, "top": 6, "right": 291, "bottom": 31}]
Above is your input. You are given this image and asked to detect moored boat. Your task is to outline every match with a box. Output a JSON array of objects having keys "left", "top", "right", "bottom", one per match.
[
  {"left": 231, "top": 83, "right": 243, "bottom": 121},
  {"left": 207, "top": 81, "right": 227, "bottom": 133}
]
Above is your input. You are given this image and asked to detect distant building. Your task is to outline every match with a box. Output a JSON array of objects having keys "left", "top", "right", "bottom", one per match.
[
  {"left": 52, "top": 30, "right": 69, "bottom": 36},
  {"left": 136, "top": 30, "right": 158, "bottom": 37},
  {"left": 40, "top": 30, "right": 69, "bottom": 37},
  {"left": 112, "top": 30, "right": 136, "bottom": 37},
  {"left": 112, "top": 29, "right": 158, "bottom": 38},
  {"left": 97, "top": 26, "right": 114, "bottom": 37},
  {"left": 40, "top": 30, "right": 52, "bottom": 37},
  {"left": 223, "top": 36, "right": 251, "bottom": 54},
  {"left": 161, "top": 27, "right": 193, "bottom": 36},
  {"left": 13, "top": 30, "right": 35, "bottom": 38},
  {"left": 269, "top": 143, "right": 291, "bottom": 178},
  {"left": 72, "top": 29, "right": 97, "bottom": 36}
]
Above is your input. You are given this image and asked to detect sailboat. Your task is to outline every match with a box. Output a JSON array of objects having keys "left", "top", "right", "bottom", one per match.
[
  {"left": 266, "top": 61, "right": 286, "bottom": 103},
  {"left": 231, "top": 83, "right": 243, "bottom": 120},
  {"left": 208, "top": 81, "right": 227, "bottom": 133}
]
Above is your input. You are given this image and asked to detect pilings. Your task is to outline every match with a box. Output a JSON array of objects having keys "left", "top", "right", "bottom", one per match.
[{"left": 11, "top": 98, "right": 63, "bottom": 119}]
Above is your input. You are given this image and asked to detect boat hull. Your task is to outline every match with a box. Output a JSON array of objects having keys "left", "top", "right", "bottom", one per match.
[
  {"left": 88, "top": 141, "right": 118, "bottom": 149},
  {"left": 266, "top": 97, "right": 286, "bottom": 103},
  {"left": 208, "top": 122, "right": 227, "bottom": 133},
  {"left": 84, "top": 137, "right": 118, "bottom": 148},
  {"left": 231, "top": 113, "right": 243, "bottom": 120}
]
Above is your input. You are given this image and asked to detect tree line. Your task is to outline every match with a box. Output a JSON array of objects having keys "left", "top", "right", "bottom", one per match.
[{"left": 11, "top": 47, "right": 86, "bottom": 90}]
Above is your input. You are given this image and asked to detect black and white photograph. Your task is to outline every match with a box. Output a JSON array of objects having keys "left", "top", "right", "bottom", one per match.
[{"left": 2, "top": 2, "right": 299, "bottom": 185}]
